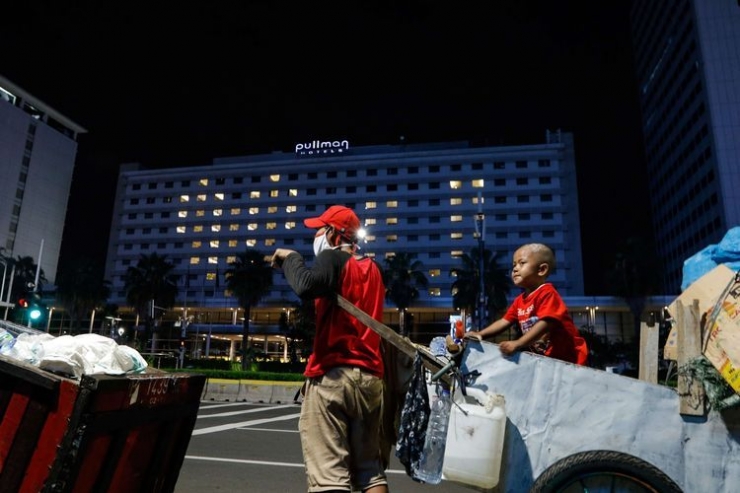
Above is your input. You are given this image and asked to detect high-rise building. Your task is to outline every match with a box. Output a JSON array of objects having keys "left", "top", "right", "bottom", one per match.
[
  {"left": 105, "top": 131, "right": 584, "bottom": 314},
  {"left": 0, "top": 75, "right": 86, "bottom": 284},
  {"left": 629, "top": 1, "right": 740, "bottom": 293}
]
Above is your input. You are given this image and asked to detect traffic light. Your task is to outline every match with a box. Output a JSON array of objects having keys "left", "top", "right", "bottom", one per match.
[
  {"left": 15, "top": 291, "right": 45, "bottom": 324},
  {"left": 18, "top": 297, "right": 29, "bottom": 308}
]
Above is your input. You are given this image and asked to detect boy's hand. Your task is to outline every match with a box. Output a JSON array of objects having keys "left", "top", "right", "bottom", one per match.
[{"left": 499, "top": 340, "right": 522, "bottom": 356}]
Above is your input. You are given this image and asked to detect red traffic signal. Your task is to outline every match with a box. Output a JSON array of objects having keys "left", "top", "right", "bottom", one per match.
[{"left": 18, "top": 298, "right": 29, "bottom": 308}]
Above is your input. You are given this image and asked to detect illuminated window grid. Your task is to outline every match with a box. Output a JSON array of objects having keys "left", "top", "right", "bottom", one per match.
[{"left": 449, "top": 180, "right": 462, "bottom": 189}]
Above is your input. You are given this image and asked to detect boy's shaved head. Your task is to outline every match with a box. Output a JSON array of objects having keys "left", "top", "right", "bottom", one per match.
[{"left": 519, "top": 243, "right": 556, "bottom": 272}]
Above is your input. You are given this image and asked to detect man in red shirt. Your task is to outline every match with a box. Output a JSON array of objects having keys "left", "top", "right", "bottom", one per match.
[
  {"left": 467, "top": 243, "right": 589, "bottom": 365},
  {"left": 271, "top": 205, "right": 389, "bottom": 493}
]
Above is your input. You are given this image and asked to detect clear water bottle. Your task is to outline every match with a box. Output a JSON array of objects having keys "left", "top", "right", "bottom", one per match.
[
  {"left": 0, "top": 328, "right": 14, "bottom": 353},
  {"left": 429, "top": 336, "right": 447, "bottom": 357},
  {"left": 414, "top": 388, "right": 452, "bottom": 484}
]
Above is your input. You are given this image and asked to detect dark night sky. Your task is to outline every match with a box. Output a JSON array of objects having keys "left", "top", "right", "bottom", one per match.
[{"left": 1, "top": 1, "right": 650, "bottom": 294}]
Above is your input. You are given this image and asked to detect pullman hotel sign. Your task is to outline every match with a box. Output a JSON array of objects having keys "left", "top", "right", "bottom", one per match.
[{"left": 295, "top": 139, "right": 350, "bottom": 157}]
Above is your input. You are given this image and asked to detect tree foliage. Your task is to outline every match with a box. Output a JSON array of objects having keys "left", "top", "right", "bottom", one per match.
[
  {"left": 225, "top": 249, "right": 273, "bottom": 370},
  {"left": 451, "top": 248, "right": 511, "bottom": 328},
  {"left": 55, "top": 258, "right": 111, "bottom": 329},
  {"left": 383, "top": 252, "right": 428, "bottom": 336}
]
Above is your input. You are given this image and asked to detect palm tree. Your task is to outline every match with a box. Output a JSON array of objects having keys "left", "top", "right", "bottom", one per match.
[
  {"left": 123, "top": 253, "right": 179, "bottom": 351},
  {"left": 605, "top": 237, "right": 660, "bottom": 340},
  {"left": 225, "top": 249, "right": 273, "bottom": 370},
  {"left": 55, "top": 258, "right": 111, "bottom": 330},
  {"left": 383, "top": 252, "right": 428, "bottom": 337},
  {"left": 450, "top": 248, "right": 511, "bottom": 330}
]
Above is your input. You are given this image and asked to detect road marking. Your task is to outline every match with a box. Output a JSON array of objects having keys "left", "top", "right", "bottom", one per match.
[
  {"left": 198, "top": 404, "right": 294, "bottom": 419},
  {"left": 192, "top": 413, "right": 301, "bottom": 435},
  {"left": 184, "top": 455, "right": 409, "bottom": 475}
]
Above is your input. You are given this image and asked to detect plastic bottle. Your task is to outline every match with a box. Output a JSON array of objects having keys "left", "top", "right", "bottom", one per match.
[
  {"left": 0, "top": 328, "right": 14, "bottom": 351},
  {"left": 429, "top": 336, "right": 447, "bottom": 357},
  {"left": 414, "top": 388, "right": 452, "bottom": 484}
]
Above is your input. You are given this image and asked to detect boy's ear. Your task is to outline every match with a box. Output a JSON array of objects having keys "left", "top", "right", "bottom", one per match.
[{"left": 538, "top": 262, "right": 550, "bottom": 277}]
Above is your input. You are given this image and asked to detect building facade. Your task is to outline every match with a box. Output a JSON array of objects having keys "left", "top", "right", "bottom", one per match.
[
  {"left": 105, "top": 131, "right": 584, "bottom": 306},
  {"left": 0, "top": 75, "right": 86, "bottom": 284},
  {"left": 630, "top": 0, "right": 740, "bottom": 293}
]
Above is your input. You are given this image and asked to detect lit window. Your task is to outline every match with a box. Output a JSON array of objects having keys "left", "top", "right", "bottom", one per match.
[
  {"left": 429, "top": 269, "right": 441, "bottom": 277},
  {"left": 365, "top": 235, "right": 376, "bottom": 242},
  {"left": 249, "top": 207, "right": 259, "bottom": 215},
  {"left": 366, "top": 201, "right": 377, "bottom": 209},
  {"left": 270, "top": 174, "right": 280, "bottom": 182},
  {"left": 387, "top": 235, "right": 398, "bottom": 242},
  {"left": 213, "top": 209, "right": 223, "bottom": 217},
  {"left": 265, "top": 238, "right": 276, "bottom": 246},
  {"left": 190, "top": 257, "right": 200, "bottom": 265},
  {"left": 289, "top": 189, "right": 298, "bottom": 197},
  {"left": 450, "top": 180, "right": 462, "bottom": 189},
  {"left": 250, "top": 191, "right": 260, "bottom": 199},
  {"left": 365, "top": 218, "right": 376, "bottom": 225},
  {"left": 472, "top": 179, "right": 484, "bottom": 188},
  {"left": 268, "top": 206, "right": 278, "bottom": 213},
  {"left": 180, "top": 195, "right": 190, "bottom": 203},
  {"left": 451, "top": 232, "right": 463, "bottom": 239},
  {"left": 451, "top": 250, "right": 464, "bottom": 257},
  {"left": 228, "top": 240, "right": 237, "bottom": 247},
  {"left": 197, "top": 194, "right": 207, "bottom": 202},
  {"left": 385, "top": 252, "right": 395, "bottom": 259},
  {"left": 211, "top": 224, "right": 221, "bottom": 232},
  {"left": 227, "top": 255, "right": 236, "bottom": 263},
  {"left": 451, "top": 215, "right": 463, "bottom": 222},
  {"left": 285, "top": 221, "right": 296, "bottom": 229},
  {"left": 428, "top": 288, "right": 441, "bottom": 296},
  {"left": 247, "top": 239, "right": 257, "bottom": 247},
  {"left": 248, "top": 223, "right": 258, "bottom": 230},
  {"left": 199, "top": 178, "right": 208, "bottom": 186},
  {"left": 210, "top": 240, "right": 219, "bottom": 248},
  {"left": 270, "top": 190, "right": 279, "bottom": 198},
  {"left": 473, "top": 195, "right": 484, "bottom": 205},
  {"left": 215, "top": 193, "right": 224, "bottom": 201},
  {"left": 266, "top": 222, "right": 277, "bottom": 230},
  {"left": 192, "top": 241, "right": 202, "bottom": 248},
  {"left": 387, "top": 200, "right": 398, "bottom": 208},
  {"left": 196, "top": 210, "right": 205, "bottom": 217},
  {"left": 206, "top": 272, "right": 217, "bottom": 281},
  {"left": 450, "top": 198, "right": 462, "bottom": 205},
  {"left": 231, "top": 207, "right": 241, "bottom": 215},
  {"left": 178, "top": 210, "right": 188, "bottom": 218},
  {"left": 208, "top": 256, "right": 218, "bottom": 264},
  {"left": 193, "top": 225, "right": 203, "bottom": 232},
  {"left": 229, "top": 224, "right": 239, "bottom": 231},
  {"left": 286, "top": 205, "right": 297, "bottom": 213},
  {"left": 176, "top": 226, "right": 186, "bottom": 234},
  {"left": 386, "top": 217, "right": 398, "bottom": 225}
]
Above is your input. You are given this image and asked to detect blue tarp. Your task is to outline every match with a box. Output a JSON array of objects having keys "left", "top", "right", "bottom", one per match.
[{"left": 682, "top": 227, "right": 740, "bottom": 291}]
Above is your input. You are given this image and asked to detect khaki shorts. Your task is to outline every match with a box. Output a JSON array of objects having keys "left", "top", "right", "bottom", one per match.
[{"left": 299, "top": 366, "right": 387, "bottom": 492}]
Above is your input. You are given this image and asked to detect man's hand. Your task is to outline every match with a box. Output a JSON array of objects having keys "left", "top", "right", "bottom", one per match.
[
  {"left": 271, "top": 248, "right": 297, "bottom": 268},
  {"left": 464, "top": 331, "right": 483, "bottom": 342}
]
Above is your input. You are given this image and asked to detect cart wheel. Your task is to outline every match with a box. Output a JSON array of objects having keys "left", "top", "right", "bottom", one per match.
[{"left": 530, "top": 450, "right": 682, "bottom": 493}]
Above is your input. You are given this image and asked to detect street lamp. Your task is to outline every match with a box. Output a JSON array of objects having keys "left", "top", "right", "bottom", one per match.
[{"left": 473, "top": 192, "right": 486, "bottom": 331}]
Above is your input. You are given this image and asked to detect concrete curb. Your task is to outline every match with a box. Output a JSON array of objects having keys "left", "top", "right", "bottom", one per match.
[{"left": 201, "top": 378, "right": 304, "bottom": 404}]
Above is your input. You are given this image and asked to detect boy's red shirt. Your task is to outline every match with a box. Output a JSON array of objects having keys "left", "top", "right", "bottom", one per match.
[{"left": 504, "top": 283, "right": 589, "bottom": 365}]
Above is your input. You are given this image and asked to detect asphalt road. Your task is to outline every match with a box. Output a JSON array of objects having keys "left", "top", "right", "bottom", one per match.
[{"left": 174, "top": 400, "right": 476, "bottom": 492}]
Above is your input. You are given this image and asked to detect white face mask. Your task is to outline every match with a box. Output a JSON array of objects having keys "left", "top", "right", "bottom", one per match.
[{"left": 313, "top": 232, "right": 332, "bottom": 256}]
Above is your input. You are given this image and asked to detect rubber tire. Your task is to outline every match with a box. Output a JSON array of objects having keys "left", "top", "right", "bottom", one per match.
[{"left": 530, "top": 450, "right": 682, "bottom": 493}]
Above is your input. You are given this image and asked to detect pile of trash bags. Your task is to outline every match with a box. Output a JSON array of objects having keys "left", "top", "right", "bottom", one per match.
[{"left": 0, "top": 329, "right": 148, "bottom": 379}]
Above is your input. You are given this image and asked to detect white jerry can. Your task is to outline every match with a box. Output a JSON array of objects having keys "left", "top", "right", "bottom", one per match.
[{"left": 442, "top": 387, "right": 506, "bottom": 489}]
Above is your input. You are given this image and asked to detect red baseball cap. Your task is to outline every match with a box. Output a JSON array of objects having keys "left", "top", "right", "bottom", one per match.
[{"left": 304, "top": 205, "right": 360, "bottom": 240}]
